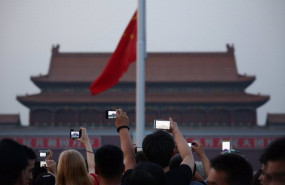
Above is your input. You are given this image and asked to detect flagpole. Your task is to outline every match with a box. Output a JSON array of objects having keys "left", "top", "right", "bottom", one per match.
[{"left": 136, "top": 0, "right": 146, "bottom": 146}]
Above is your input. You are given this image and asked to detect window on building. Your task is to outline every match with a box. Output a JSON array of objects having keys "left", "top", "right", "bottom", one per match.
[
  {"left": 55, "top": 109, "right": 77, "bottom": 125},
  {"left": 79, "top": 109, "right": 102, "bottom": 126},
  {"left": 208, "top": 109, "right": 230, "bottom": 126},
  {"left": 32, "top": 109, "right": 52, "bottom": 125},
  {"left": 183, "top": 109, "right": 206, "bottom": 126},
  {"left": 233, "top": 109, "right": 255, "bottom": 126}
]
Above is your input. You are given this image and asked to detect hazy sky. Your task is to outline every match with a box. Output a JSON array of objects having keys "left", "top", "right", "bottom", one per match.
[{"left": 0, "top": 0, "right": 284, "bottom": 126}]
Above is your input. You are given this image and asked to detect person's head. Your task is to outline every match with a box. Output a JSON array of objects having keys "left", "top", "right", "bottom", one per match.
[
  {"left": 23, "top": 146, "right": 37, "bottom": 185},
  {"left": 206, "top": 153, "right": 253, "bottom": 185},
  {"left": 129, "top": 161, "right": 165, "bottom": 185},
  {"left": 0, "top": 138, "right": 29, "bottom": 185},
  {"left": 33, "top": 173, "right": 55, "bottom": 185},
  {"left": 262, "top": 137, "right": 285, "bottom": 185},
  {"left": 135, "top": 151, "right": 147, "bottom": 163},
  {"left": 142, "top": 130, "right": 175, "bottom": 168},
  {"left": 56, "top": 149, "right": 92, "bottom": 185},
  {"left": 258, "top": 154, "right": 266, "bottom": 185},
  {"left": 95, "top": 144, "right": 124, "bottom": 180}
]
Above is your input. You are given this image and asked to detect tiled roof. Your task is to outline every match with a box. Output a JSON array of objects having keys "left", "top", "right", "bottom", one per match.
[
  {"left": 31, "top": 49, "right": 255, "bottom": 83},
  {"left": 266, "top": 113, "right": 285, "bottom": 124},
  {"left": 17, "top": 91, "right": 269, "bottom": 106}
]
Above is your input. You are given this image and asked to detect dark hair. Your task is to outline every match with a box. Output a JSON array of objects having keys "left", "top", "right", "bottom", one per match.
[
  {"left": 210, "top": 153, "right": 253, "bottom": 185},
  {"left": 23, "top": 145, "right": 37, "bottom": 160},
  {"left": 33, "top": 173, "right": 55, "bottom": 185},
  {"left": 262, "top": 137, "right": 285, "bottom": 164},
  {"left": 129, "top": 161, "right": 165, "bottom": 185},
  {"left": 259, "top": 153, "right": 266, "bottom": 164},
  {"left": 0, "top": 138, "right": 29, "bottom": 185},
  {"left": 95, "top": 144, "right": 124, "bottom": 179},
  {"left": 135, "top": 151, "right": 148, "bottom": 163},
  {"left": 169, "top": 154, "right": 182, "bottom": 170},
  {"left": 142, "top": 130, "right": 175, "bottom": 168}
]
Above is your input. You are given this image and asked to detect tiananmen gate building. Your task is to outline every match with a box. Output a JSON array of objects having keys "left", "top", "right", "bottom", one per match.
[{"left": 1, "top": 44, "right": 284, "bottom": 170}]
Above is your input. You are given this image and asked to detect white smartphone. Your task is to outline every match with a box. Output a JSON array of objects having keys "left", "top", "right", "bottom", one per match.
[
  {"left": 154, "top": 120, "right": 170, "bottom": 130},
  {"left": 39, "top": 150, "right": 48, "bottom": 158},
  {"left": 40, "top": 161, "right": 47, "bottom": 167},
  {"left": 222, "top": 140, "right": 231, "bottom": 150}
]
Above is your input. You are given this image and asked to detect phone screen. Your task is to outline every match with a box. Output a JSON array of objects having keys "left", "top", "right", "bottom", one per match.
[
  {"left": 40, "top": 161, "right": 47, "bottom": 167},
  {"left": 154, "top": 120, "right": 170, "bottom": 130},
  {"left": 188, "top": 143, "right": 192, "bottom": 148},
  {"left": 39, "top": 151, "right": 46, "bottom": 158},
  {"left": 70, "top": 131, "right": 80, "bottom": 139},
  {"left": 222, "top": 141, "right": 231, "bottom": 150},
  {"left": 106, "top": 111, "right": 116, "bottom": 119},
  {"left": 135, "top": 147, "right": 143, "bottom": 153}
]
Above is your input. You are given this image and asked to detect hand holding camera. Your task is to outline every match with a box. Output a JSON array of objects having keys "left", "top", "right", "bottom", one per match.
[
  {"left": 74, "top": 127, "right": 90, "bottom": 146},
  {"left": 115, "top": 109, "right": 129, "bottom": 132},
  {"left": 191, "top": 140, "right": 205, "bottom": 157},
  {"left": 169, "top": 117, "right": 179, "bottom": 133},
  {"left": 45, "top": 149, "right": 53, "bottom": 160},
  {"left": 45, "top": 159, "right": 57, "bottom": 176}
]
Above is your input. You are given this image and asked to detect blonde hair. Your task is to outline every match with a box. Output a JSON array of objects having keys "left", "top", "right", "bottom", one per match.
[{"left": 56, "top": 149, "right": 93, "bottom": 185}]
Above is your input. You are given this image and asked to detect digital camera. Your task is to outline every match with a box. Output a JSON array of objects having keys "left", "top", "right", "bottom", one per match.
[
  {"left": 106, "top": 110, "right": 116, "bottom": 119},
  {"left": 70, "top": 129, "right": 82, "bottom": 139}
]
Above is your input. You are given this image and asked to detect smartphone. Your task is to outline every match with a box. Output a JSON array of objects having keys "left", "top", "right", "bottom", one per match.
[
  {"left": 70, "top": 129, "right": 81, "bottom": 139},
  {"left": 40, "top": 161, "right": 47, "bottom": 167},
  {"left": 106, "top": 110, "right": 116, "bottom": 119},
  {"left": 154, "top": 120, "right": 170, "bottom": 130},
  {"left": 39, "top": 150, "right": 48, "bottom": 158},
  {"left": 188, "top": 143, "right": 192, "bottom": 148},
  {"left": 135, "top": 147, "right": 143, "bottom": 153},
  {"left": 222, "top": 140, "right": 231, "bottom": 150}
]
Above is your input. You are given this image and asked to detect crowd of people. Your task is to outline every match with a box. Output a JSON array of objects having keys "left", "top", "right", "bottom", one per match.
[{"left": 0, "top": 108, "right": 284, "bottom": 185}]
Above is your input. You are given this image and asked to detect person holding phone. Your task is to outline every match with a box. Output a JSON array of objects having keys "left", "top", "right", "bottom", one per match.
[
  {"left": 191, "top": 140, "right": 211, "bottom": 179},
  {"left": 142, "top": 117, "right": 195, "bottom": 185},
  {"left": 56, "top": 127, "right": 97, "bottom": 185}
]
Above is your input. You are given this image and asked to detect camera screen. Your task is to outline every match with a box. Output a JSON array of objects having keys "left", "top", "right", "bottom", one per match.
[
  {"left": 39, "top": 150, "right": 48, "bottom": 157},
  {"left": 39, "top": 152, "right": 46, "bottom": 158},
  {"left": 136, "top": 147, "right": 143, "bottom": 152},
  {"left": 106, "top": 111, "right": 116, "bottom": 119},
  {"left": 40, "top": 161, "right": 47, "bottom": 167},
  {"left": 70, "top": 131, "right": 80, "bottom": 139},
  {"left": 222, "top": 141, "right": 231, "bottom": 150},
  {"left": 154, "top": 120, "right": 170, "bottom": 130}
]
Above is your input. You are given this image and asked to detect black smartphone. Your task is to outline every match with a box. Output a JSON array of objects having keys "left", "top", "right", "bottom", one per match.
[
  {"left": 106, "top": 110, "right": 116, "bottom": 119},
  {"left": 154, "top": 120, "right": 170, "bottom": 130},
  {"left": 70, "top": 129, "right": 82, "bottom": 139}
]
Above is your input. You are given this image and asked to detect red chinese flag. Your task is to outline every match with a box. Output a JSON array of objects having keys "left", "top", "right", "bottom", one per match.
[{"left": 89, "top": 11, "right": 137, "bottom": 95}]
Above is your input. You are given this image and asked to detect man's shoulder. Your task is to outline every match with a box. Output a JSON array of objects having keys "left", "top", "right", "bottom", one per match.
[
  {"left": 121, "top": 169, "right": 134, "bottom": 185},
  {"left": 165, "top": 164, "right": 192, "bottom": 185}
]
